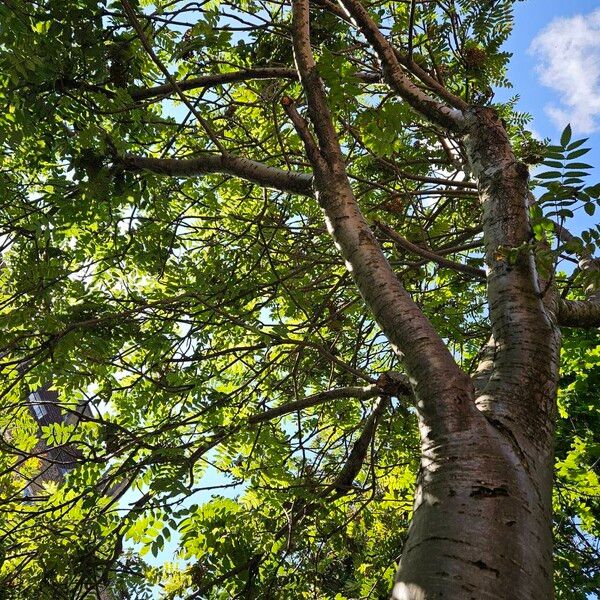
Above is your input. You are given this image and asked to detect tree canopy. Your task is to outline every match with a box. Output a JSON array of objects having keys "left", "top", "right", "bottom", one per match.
[{"left": 0, "top": 0, "right": 599, "bottom": 598}]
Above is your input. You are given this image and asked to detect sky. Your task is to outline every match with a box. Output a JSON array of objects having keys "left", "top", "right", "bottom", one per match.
[{"left": 502, "top": 0, "right": 600, "bottom": 170}]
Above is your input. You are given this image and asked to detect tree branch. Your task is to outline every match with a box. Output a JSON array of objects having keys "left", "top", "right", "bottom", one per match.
[
  {"left": 280, "top": 96, "right": 326, "bottom": 170},
  {"left": 119, "top": 153, "right": 314, "bottom": 196},
  {"left": 329, "top": 395, "right": 390, "bottom": 493},
  {"left": 545, "top": 210, "right": 600, "bottom": 327},
  {"left": 557, "top": 298, "right": 600, "bottom": 328},
  {"left": 288, "top": 0, "right": 475, "bottom": 436},
  {"left": 337, "top": 0, "right": 466, "bottom": 130},
  {"left": 130, "top": 68, "right": 381, "bottom": 101},
  {"left": 472, "top": 335, "right": 496, "bottom": 394},
  {"left": 248, "top": 372, "right": 411, "bottom": 424},
  {"left": 375, "top": 220, "right": 485, "bottom": 279},
  {"left": 120, "top": 0, "right": 224, "bottom": 151},
  {"left": 248, "top": 384, "right": 380, "bottom": 424},
  {"left": 464, "top": 110, "right": 560, "bottom": 435},
  {"left": 131, "top": 68, "right": 300, "bottom": 101}
]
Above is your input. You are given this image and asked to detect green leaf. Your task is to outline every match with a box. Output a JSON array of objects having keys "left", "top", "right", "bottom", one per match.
[
  {"left": 536, "top": 171, "right": 563, "bottom": 180},
  {"left": 566, "top": 138, "right": 588, "bottom": 150},
  {"left": 567, "top": 148, "right": 590, "bottom": 159},
  {"left": 560, "top": 124, "right": 572, "bottom": 147},
  {"left": 554, "top": 209, "right": 574, "bottom": 219},
  {"left": 542, "top": 160, "right": 564, "bottom": 169},
  {"left": 564, "top": 171, "right": 590, "bottom": 179},
  {"left": 565, "top": 163, "right": 593, "bottom": 170}
]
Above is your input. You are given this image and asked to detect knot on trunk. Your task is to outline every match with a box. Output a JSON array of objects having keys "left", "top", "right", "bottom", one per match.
[
  {"left": 376, "top": 371, "right": 411, "bottom": 397},
  {"left": 470, "top": 484, "right": 509, "bottom": 498}
]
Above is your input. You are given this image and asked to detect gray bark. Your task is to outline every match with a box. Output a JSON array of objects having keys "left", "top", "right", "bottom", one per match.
[
  {"left": 389, "top": 108, "right": 559, "bottom": 600},
  {"left": 120, "top": 153, "right": 313, "bottom": 196}
]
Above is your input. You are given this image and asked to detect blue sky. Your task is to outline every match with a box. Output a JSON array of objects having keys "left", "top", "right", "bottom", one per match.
[{"left": 502, "top": 0, "right": 600, "bottom": 167}]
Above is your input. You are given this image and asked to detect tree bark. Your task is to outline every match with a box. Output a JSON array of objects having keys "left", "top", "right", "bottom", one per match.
[
  {"left": 392, "top": 414, "right": 555, "bottom": 600},
  {"left": 391, "top": 109, "right": 560, "bottom": 599},
  {"left": 284, "top": 4, "right": 563, "bottom": 594}
]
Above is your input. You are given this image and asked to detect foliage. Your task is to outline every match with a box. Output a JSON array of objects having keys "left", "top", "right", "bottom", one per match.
[{"left": 0, "top": 0, "right": 598, "bottom": 598}]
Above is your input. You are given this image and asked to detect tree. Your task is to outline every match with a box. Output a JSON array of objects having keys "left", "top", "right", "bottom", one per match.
[{"left": 0, "top": 0, "right": 599, "bottom": 598}]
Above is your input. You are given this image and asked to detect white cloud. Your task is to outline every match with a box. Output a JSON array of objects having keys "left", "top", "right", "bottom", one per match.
[
  {"left": 528, "top": 125, "right": 543, "bottom": 141},
  {"left": 529, "top": 8, "right": 600, "bottom": 134}
]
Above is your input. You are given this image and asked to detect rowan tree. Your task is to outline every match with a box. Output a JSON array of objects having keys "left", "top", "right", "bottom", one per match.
[{"left": 0, "top": 0, "right": 599, "bottom": 599}]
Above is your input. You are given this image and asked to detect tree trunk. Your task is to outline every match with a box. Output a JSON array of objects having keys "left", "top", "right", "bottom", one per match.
[
  {"left": 392, "top": 109, "right": 561, "bottom": 599},
  {"left": 392, "top": 408, "right": 555, "bottom": 600},
  {"left": 284, "top": 6, "right": 570, "bottom": 594}
]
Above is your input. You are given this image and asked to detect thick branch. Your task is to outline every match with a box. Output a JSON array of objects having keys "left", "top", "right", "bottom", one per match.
[
  {"left": 337, "top": 0, "right": 465, "bottom": 130},
  {"left": 119, "top": 153, "right": 314, "bottom": 196},
  {"left": 248, "top": 384, "right": 380, "bottom": 424},
  {"left": 394, "top": 50, "right": 468, "bottom": 112},
  {"left": 249, "top": 372, "right": 412, "bottom": 424},
  {"left": 472, "top": 335, "right": 496, "bottom": 394},
  {"left": 464, "top": 108, "right": 560, "bottom": 430},
  {"left": 557, "top": 298, "right": 600, "bottom": 328},
  {"left": 289, "top": 0, "right": 474, "bottom": 435},
  {"left": 330, "top": 395, "right": 390, "bottom": 492},
  {"left": 131, "top": 68, "right": 299, "bottom": 100}
]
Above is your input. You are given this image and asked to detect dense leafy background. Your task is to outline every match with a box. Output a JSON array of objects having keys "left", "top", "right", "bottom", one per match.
[{"left": 0, "top": 0, "right": 598, "bottom": 598}]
